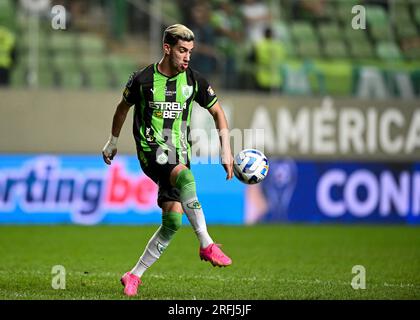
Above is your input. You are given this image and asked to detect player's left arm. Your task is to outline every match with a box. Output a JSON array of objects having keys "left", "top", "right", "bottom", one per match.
[{"left": 208, "top": 102, "right": 234, "bottom": 180}]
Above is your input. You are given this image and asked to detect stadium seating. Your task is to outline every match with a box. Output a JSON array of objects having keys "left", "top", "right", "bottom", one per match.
[
  {"left": 343, "top": 26, "right": 376, "bottom": 60},
  {"left": 366, "top": 5, "right": 393, "bottom": 41},
  {"left": 60, "top": 70, "right": 84, "bottom": 89},
  {"left": 49, "top": 33, "right": 77, "bottom": 54},
  {"left": 107, "top": 55, "right": 137, "bottom": 71},
  {"left": 87, "top": 70, "right": 111, "bottom": 90},
  {"left": 366, "top": 5, "right": 389, "bottom": 26},
  {"left": 80, "top": 54, "right": 107, "bottom": 71},
  {"left": 52, "top": 54, "right": 78, "bottom": 71},
  {"left": 291, "top": 22, "right": 321, "bottom": 59},
  {"left": 414, "top": 5, "right": 420, "bottom": 26},
  {"left": 376, "top": 41, "right": 403, "bottom": 61},
  {"left": 323, "top": 40, "right": 348, "bottom": 59},
  {"left": 273, "top": 21, "right": 295, "bottom": 57},
  {"left": 0, "top": 0, "right": 15, "bottom": 30},
  {"left": 403, "top": 45, "right": 420, "bottom": 60},
  {"left": 253, "top": 0, "right": 420, "bottom": 95},
  {"left": 318, "top": 23, "right": 342, "bottom": 42},
  {"left": 297, "top": 41, "right": 322, "bottom": 59},
  {"left": 10, "top": 65, "right": 26, "bottom": 87},
  {"left": 107, "top": 54, "right": 139, "bottom": 88},
  {"left": 336, "top": 1, "right": 360, "bottom": 24},
  {"left": 18, "top": 32, "right": 48, "bottom": 53},
  {"left": 395, "top": 21, "right": 418, "bottom": 40},
  {"left": 291, "top": 22, "right": 317, "bottom": 43},
  {"left": 78, "top": 34, "right": 106, "bottom": 54},
  {"left": 37, "top": 70, "right": 55, "bottom": 88},
  {"left": 343, "top": 24, "right": 369, "bottom": 43},
  {"left": 393, "top": 3, "right": 411, "bottom": 25},
  {"left": 3, "top": 0, "right": 420, "bottom": 96},
  {"left": 349, "top": 39, "right": 375, "bottom": 60}
]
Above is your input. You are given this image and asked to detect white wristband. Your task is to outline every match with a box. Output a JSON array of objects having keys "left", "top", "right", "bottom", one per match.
[{"left": 109, "top": 134, "right": 118, "bottom": 145}]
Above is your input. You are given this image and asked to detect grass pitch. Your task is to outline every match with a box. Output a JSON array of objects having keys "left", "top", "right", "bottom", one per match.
[{"left": 0, "top": 224, "right": 419, "bottom": 300}]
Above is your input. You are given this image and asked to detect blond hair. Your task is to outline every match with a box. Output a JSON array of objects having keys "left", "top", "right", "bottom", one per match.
[{"left": 163, "top": 24, "right": 195, "bottom": 46}]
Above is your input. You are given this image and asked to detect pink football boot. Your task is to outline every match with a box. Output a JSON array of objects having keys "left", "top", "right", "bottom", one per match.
[
  {"left": 120, "top": 272, "right": 142, "bottom": 297},
  {"left": 199, "top": 243, "right": 232, "bottom": 267}
]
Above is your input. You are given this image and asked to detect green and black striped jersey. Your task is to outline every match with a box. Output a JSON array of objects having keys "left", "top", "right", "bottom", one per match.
[{"left": 122, "top": 63, "right": 218, "bottom": 165}]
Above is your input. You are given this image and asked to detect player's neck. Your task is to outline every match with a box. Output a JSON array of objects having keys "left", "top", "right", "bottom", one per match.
[{"left": 157, "top": 58, "right": 178, "bottom": 78}]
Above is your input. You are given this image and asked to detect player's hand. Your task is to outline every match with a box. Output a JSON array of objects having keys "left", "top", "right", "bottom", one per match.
[
  {"left": 221, "top": 152, "right": 234, "bottom": 180},
  {"left": 102, "top": 135, "right": 118, "bottom": 165}
]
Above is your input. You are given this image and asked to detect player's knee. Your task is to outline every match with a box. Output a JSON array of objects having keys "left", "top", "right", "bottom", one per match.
[
  {"left": 176, "top": 168, "right": 195, "bottom": 184},
  {"left": 175, "top": 169, "right": 196, "bottom": 195},
  {"left": 162, "top": 211, "right": 182, "bottom": 232},
  {"left": 170, "top": 164, "right": 188, "bottom": 185}
]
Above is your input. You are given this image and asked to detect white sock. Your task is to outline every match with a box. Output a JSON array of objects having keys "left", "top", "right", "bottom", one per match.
[
  {"left": 182, "top": 197, "right": 213, "bottom": 248},
  {"left": 130, "top": 225, "right": 171, "bottom": 277}
]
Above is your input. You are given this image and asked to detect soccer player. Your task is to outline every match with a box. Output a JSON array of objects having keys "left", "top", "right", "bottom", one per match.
[{"left": 102, "top": 24, "right": 234, "bottom": 297}]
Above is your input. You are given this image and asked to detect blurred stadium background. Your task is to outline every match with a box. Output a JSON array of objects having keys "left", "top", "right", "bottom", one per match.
[
  {"left": 2, "top": 0, "right": 420, "bottom": 93},
  {"left": 0, "top": 0, "right": 419, "bottom": 300}
]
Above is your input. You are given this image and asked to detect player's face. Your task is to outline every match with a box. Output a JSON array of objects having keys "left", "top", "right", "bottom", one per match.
[{"left": 168, "top": 40, "right": 194, "bottom": 73}]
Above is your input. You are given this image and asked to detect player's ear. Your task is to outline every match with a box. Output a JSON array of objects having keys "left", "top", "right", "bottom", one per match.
[{"left": 163, "top": 43, "right": 171, "bottom": 55}]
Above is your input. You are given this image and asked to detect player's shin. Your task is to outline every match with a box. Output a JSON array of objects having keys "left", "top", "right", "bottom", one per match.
[
  {"left": 130, "top": 212, "right": 181, "bottom": 277},
  {"left": 175, "top": 169, "right": 213, "bottom": 248}
]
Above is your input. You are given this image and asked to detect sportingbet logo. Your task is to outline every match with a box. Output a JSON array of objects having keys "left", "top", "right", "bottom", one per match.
[
  {"left": 149, "top": 101, "right": 186, "bottom": 119},
  {"left": 0, "top": 156, "right": 158, "bottom": 225}
]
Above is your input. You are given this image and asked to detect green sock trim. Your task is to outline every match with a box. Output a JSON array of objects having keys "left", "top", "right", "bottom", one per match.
[
  {"left": 161, "top": 211, "right": 182, "bottom": 240},
  {"left": 175, "top": 169, "right": 197, "bottom": 200}
]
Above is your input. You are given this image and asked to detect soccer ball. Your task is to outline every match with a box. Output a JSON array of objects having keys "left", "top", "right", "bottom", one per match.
[{"left": 233, "top": 149, "right": 269, "bottom": 184}]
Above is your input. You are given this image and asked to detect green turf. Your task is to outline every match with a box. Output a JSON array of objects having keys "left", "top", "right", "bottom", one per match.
[{"left": 0, "top": 225, "right": 419, "bottom": 300}]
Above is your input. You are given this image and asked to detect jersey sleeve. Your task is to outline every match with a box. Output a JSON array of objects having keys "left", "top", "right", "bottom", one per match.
[
  {"left": 193, "top": 72, "right": 218, "bottom": 109},
  {"left": 122, "top": 72, "right": 140, "bottom": 105}
]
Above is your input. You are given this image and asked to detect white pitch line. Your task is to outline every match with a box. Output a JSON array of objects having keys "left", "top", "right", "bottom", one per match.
[{"left": 0, "top": 270, "right": 418, "bottom": 290}]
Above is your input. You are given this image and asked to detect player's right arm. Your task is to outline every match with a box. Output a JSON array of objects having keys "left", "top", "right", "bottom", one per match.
[
  {"left": 102, "top": 72, "right": 139, "bottom": 165},
  {"left": 102, "top": 98, "right": 132, "bottom": 165}
]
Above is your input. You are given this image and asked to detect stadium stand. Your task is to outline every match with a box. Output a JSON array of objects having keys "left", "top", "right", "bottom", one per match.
[
  {"left": 0, "top": 0, "right": 15, "bottom": 30},
  {"left": 376, "top": 41, "right": 403, "bottom": 61},
  {"left": 1, "top": 0, "right": 420, "bottom": 97}
]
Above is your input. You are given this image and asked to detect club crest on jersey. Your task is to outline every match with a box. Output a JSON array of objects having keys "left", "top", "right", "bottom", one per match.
[
  {"left": 156, "top": 152, "right": 168, "bottom": 165},
  {"left": 182, "top": 85, "right": 193, "bottom": 99}
]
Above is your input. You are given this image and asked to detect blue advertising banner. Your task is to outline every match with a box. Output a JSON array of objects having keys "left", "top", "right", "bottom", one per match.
[
  {"left": 2, "top": 155, "right": 419, "bottom": 225},
  {"left": 245, "top": 159, "right": 420, "bottom": 224},
  {"left": 0, "top": 155, "right": 245, "bottom": 225}
]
